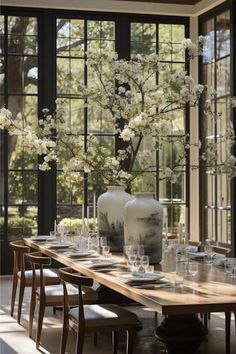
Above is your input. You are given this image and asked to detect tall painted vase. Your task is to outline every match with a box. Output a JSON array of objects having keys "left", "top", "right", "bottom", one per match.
[
  {"left": 124, "top": 192, "right": 163, "bottom": 263},
  {"left": 97, "top": 186, "right": 132, "bottom": 251}
]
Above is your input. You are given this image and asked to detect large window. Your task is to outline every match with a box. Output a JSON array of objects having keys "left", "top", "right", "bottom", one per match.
[
  {"left": 0, "top": 15, "right": 39, "bottom": 243},
  {"left": 0, "top": 8, "right": 189, "bottom": 272},
  {"left": 200, "top": 6, "right": 231, "bottom": 244}
]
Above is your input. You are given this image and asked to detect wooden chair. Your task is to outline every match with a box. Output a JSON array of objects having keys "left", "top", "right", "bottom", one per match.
[
  {"left": 59, "top": 267, "right": 139, "bottom": 354},
  {"left": 25, "top": 253, "right": 98, "bottom": 350},
  {"left": 212, "top": 245, "right": 231, "bottom": 256},
  {"left": 187, "top": 240, "right": 202, "bottom": 252},
  {"left": 9, "top": 240, "right": 60, "bottom": 324}
]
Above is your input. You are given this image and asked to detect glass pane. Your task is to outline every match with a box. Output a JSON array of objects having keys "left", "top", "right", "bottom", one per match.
[
  {"left": 0, "top": 206, "right": 4, "bottom": 239},
  {"left": 8, "top": 95, "right": 38, "bottom": 130},
  {"left": 0, "top": 34, "right": 4, "bottom": 55},
  {"left": 0, "top": 16, "right": 4, "bottom": 34},
  {"left": 216, "top": 10, "right": 230, "bottom": 58},
  {"left": 159, "top": 24, "right": 171, "bottom": 43},
  {"left": 57, "top": 58, "right": 84, "bottom": 94},
  {"left": 8, "top": 35, "right": 37, "bottom": 55},
  {"left": 8, "top": 138, "right": 38, "bottom": 170},
  {"left": 88, "top": 104, "right": 114, "bottom": 134},
  {"left": 216, "top": 57, "right": 230, "bottom": 97},
  {"left": 8, "top": 56, "right": 38, "bottom": 94},
  {"left": 8, "top": 206, "right": 37, "bottom": 240},
  {"left": 57, "top": 172, "right": 83, "bottom": 204},
  {"left": 57, "top": 205, "right": 82, "bottom": 224},
  {"left": 0, "top": 58, "right": 4, "bottom": 93},
  {"left": 172, "top": 25, "right": 185, "bottom": 43},
  {"left": 8, "top": 17, "right": 37, "bottom": 36},
  {"left": 8, "top": 171, "right": 37, "bottom": 204}
]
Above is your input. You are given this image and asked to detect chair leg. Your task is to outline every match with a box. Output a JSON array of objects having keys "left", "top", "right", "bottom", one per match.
[
  {"left": 203, "top": 313, "right": 208, "bottom": 329},
  {"left": 60, "top": 315, "right": 69, "bottom": 354},
  {"left": 36, "top": 301, "right": 45, "bottom": 349},
  {"left": 10, "top": 275, "right": 18, "bottom": 317},
  {"left": 76, "top": 330, "right": 85, "bottom": 354},
  {"left": 154, "top": 312, "right": 158, "bottom": 326},
  {"left": 126, "top": 328, "right": 134, "bottom": 354},
  {"left": 17, "top": 280, "right": 25, "bottom": 324},
  {"left": 28, "top": 289, "right": 36, "bottom": 338},
  {"left": 225, "top": 312, "right": 231, "bottom": 354},
  {"left": 112, "top": 331, "right": 118, "bottom": 354},
  {"left": 93, "top": 332, "right": 98, "bottom": 346}
]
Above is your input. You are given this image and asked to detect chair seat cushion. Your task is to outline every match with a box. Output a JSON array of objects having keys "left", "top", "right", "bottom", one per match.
[
  {"left": 69, "top": 304, "right": 138, "bottom": 328},
  {"left": 18, "top": 269, "right": 60, "bottom": 286},
  {"left": 36, "top": 284, "right": 98, "bottom": 305}
]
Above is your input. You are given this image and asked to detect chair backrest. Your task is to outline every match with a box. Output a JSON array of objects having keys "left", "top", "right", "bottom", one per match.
[
  {"left": 59, "top": 268, "right": 93, "bottom": 327},
  {"left": 9, "top": 240, "right": 30, "bottom": 279},
  {"left": 212, "top": 245, "right": 231, "bottom": 256},
  {"left": 25, "top": 252, "right": 51, "bottom": 298},
  {"left": 188, "top": 240, "right": 201, "bottom": 251}
]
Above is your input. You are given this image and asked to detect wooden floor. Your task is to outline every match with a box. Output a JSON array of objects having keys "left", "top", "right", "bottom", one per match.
[{"left": 0, "top": 276, "right": 235, "bottom": 354}]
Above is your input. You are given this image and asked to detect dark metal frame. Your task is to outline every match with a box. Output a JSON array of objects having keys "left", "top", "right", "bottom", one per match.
[
  {"left": 198, "top": 0, "right": 235, "bottom": 254},
  {"left": 0, "top": 6, "right": 189, "bottom": 274}
]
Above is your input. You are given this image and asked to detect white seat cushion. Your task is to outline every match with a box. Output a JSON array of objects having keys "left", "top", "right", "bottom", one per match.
[
  {"left": 36, "top": 284, "right": 98, "bottom": 305},
  {"left": 69, "top": 304, "right": 138, "bottom": 328},
  {"left": 18, "top": 269, "right": 60, "bottom": 286}
]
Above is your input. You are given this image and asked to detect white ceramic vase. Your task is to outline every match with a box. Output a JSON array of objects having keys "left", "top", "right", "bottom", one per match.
[
  {"left": 124, "top": 192, "right": 163, "bottom": 264},
  {"left": 97, "top": 186, "right": 132, "bottom": 251}
]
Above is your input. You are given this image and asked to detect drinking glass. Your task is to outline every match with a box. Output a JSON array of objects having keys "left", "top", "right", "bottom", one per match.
[
  {"left": 127, "top": 254, "right": 137, "bottom": 271},
  {"left": 102, "top": 245, "right": 110, "bottom": 258},
  {"left": 100, "top": 237, "right": 108, "bottom": 254},
  {"left": 204, "top": 243, "right": 213, "bottom": 264},
  {"left": 133, "top": 256, "right": 142, "bottom": 274},
  {"left": 175, "top": 260, "right": 187, "bottom": 288},
  {"left": 141, "top": 255, "right": 149, "bottom": 273},
  {"left": 188, "top": 262, "right": 199, "bottom": 286},
  {"left": 57, "top": 225, "right": 66, "bottom": 243},
  {"left": 88, "top": 233, "right": 99, "bottom": 253}
]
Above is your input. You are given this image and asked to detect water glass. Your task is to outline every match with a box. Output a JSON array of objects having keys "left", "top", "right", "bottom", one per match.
[
  {"left": 132, "top": 255, "right": 142, "bottom": 274},
  {"left": 102, "top": 245, "right": 110, "bottom": 258},
  {"left": 141, "top": 255, "right": 149, "bottom": 273},
  {"left": 175, "top": 260, "right": 187, "bottom": 288},
  {"left": 100, "top": 236, "right": 108, "bottom": 248},
  {"left": 204, "top": 244, "right": 213, "bottom": 264},
  {"left": 188, "top": 262, "right": 199, "bottom": 286},
  {"left": 127, "top": 254, "right": 137, "bottom": 271},
  {"left": 89, "top": 234, "right": 100, "bottom": 253}
]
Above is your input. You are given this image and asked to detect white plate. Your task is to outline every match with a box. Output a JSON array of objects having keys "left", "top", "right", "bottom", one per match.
[
  {"left": 87, "top": 259, "right": 118, "bottom": 269},
  {"left": 120, "top": 272, "right": 165, "bottom": 283},
  {"left": 30, "top": 235, "right": 51, "bottom": 241},
  {"left": 46, "top": 242, "right": 73, "bottom": 249},
  {"left": 65, "top": 250, "right": 97, "bottom": 258}
]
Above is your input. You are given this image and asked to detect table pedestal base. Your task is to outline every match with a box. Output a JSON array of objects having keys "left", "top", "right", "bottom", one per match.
[{"left": 155, "top": 314, "right": 207, "bottom": 354}]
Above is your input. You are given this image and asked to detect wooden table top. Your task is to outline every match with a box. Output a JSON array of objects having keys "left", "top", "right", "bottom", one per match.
[{"left": 24, "top": 238, "right": 236, "bottom": 316}]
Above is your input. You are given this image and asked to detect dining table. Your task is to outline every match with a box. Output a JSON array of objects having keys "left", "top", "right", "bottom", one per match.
[{"left": 24, "top": 237, "right": 236, "bottom": 354}]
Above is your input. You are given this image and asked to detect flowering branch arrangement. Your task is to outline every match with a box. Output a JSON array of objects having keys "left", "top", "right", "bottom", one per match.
[{"left": 1, "top": 37, "right": 236, "bottom": 187}]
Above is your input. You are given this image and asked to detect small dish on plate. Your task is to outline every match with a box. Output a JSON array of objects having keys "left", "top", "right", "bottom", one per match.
[
  {"left": 120, "top": 272, "right": 165, "bottom": 284},
  {"left": 86, "top": 259, "right": 118, "bottom": 269},
  {"left": 30, "top": 235, "right": 52, "bottom": 242},
  {"left": 64, "top": 250, "right": 97, "bottom": 258},
  {"left": 46, "top": 242, "right": 73, "bottom": 249}
]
